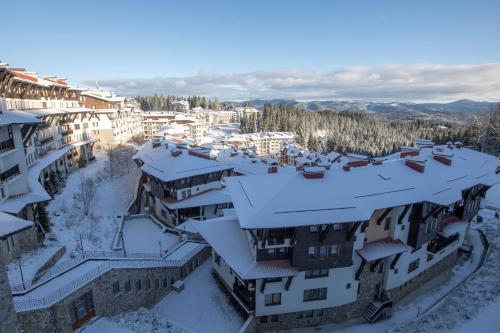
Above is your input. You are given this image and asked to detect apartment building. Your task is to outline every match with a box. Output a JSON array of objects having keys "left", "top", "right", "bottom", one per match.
[
  {"left": 224, "top": 132, "right": 296, "bottom": 156},
  {"left": 0, "top": 98, "right": 46, "bottom": 261},
  {"left": 194, "top": 143, "right": 498, "bottom": 331},
  {"left": 133, "top": 140, "right": 234, "bottom": 227}
]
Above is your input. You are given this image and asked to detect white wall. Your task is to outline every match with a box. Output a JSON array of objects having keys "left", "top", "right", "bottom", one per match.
[{"left": 255, "top": 266, "right": 358, "bottom": 316}]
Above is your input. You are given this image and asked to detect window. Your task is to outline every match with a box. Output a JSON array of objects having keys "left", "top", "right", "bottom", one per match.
[
  {"left": 304, "top": 310, "right": 313, "bottom": 318},
  {"left": 74, "top": 124, "right": 80, "bottom": 130},
  {"left": 124, "top": 280, "right": 131, "bottom": 293},
  {"left": 267, "top": 248, "right": 275, "bottom": 255},
  {"left": 260, "top": 316, "right": 268, "bottom": 323},
  {"left": 303, "top": 288, "right": 327, "bottom": 302},
  {"left": 330, "top": 244, "right": 339, "bottom": 257},
  {"left": 427, "top": 254, "right": 434, "bottom": 262},
  {"left": 305, "top": 269, "right": 329, "bottom": 279},
  {"left": 161, "top": 209, "right": 167, "bottom": 218},
  {"left": 308, "top": 246, "right": 316, "bottom": 257},
  {"left": 408, "top": 259, "right": 420, "bottom": 273},
  {"left": 154, "top": 279, "right": 160, "bottom": 290},
  {"left": 270, "top": 315, "right": 279, "bottom": 322},
  {"left": 319, "top": 245, "right": 327, "bottom": 258},
  {"left": 384, "top": 217, "right": 391, "bottom": 230},
  {"left": 309, "top": 225, "right": 318, "bottom": 233},
  {"left": 333, "top": 224, "right": 342, "bottom": 231},
  {"left": 346, "top": 283, "right": 351, "bottom": 289},
  {"left": 265, "top": 293, "right": 281, "bottom": 306},
  {"left": 135, "top": 280, "right": 142, "bottom": 292},
  {"left": 163, "top": 278, "right": 168, "bottom": 288},
  {"left": 112, "top": 281, "right": 120, "bottom": 295}
]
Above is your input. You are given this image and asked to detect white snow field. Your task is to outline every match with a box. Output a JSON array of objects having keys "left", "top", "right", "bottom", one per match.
[
  {"left": 45, "top": 150, "right": 139, "bottom": 258},
  {"left": 83, "top": 260, "right": 245, "bottom": 333},
  {"left": 121, "top": 216, "right": 180, "bottom": 254}
]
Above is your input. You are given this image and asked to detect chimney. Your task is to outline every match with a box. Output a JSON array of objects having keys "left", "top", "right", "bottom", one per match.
[
  {"left": 303, "top": 166, "right": 326, "bottom": 179},
  {"left": 432, "top": 148, "right": 453, "bottom": 166},
  {"left": 346, "top": 153, "right": 370, "bottom": 167},
  {"left": 400, "top": 146, "right": 420, "bottom": 158},
  {"left": 171, "top": 149, "right": 182, "bottom": 157},
  {"left": 267, "top": 158, "right": 278, "bottom": 173},
  {"left": 416, "top": 139, "right": 434, "bottom": 149},
  {"left": 343, "top": 164, "right": 351, "bottom": 172},
  {"left": 405, "top": 157, "right": 426, "bottom": 173}
]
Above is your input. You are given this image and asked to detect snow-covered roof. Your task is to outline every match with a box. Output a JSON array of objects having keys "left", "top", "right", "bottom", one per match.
[
  {"left": 357, "top": 238, "right": 410, "bottom": 262},
  {"left": 164, "top": 188, "right": 231, "bottom": 209},
  {"left": 175, "top": 219, "right": 199, "bottom": 234},
  {"left": 0, "top": 211, "right": 33, "bottom": 237},
  {"left": 133, "top": 140, "right": 234, "bottom": 183},
  {"left": 193, "top": 217, "right": 298, "bottom": 279},
  {"left": 227, "top": 146, "right": 499, "bottom": 229},
  {"left": 19, "top": 108, "right": 96, "bottom": 117},
  {"left": 0, "top": 111, "right": 44, "bottom": 126}
]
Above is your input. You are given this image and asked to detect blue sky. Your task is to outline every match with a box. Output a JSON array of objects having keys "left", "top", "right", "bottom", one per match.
[{"left": 2, "top": 0, "right": 500, "bottom": 101}]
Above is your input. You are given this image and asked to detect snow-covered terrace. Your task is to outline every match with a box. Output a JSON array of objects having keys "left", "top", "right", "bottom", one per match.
[
  {"left": 228, "top": 146, "right": 499, "bottom": 229},
  {"left": 193, "top": 216, "right": 298, "bottom": 279}
]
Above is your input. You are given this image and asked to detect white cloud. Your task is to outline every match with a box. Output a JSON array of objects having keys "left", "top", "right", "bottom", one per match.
[{"left": 84, "top": 63, "right": 500, "bottom": 102}]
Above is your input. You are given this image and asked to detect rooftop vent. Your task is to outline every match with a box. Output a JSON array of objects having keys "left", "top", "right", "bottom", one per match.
[
  {"left": 171, "top": 149, "right": 182, "bottom": 157},
  {"left": 416, "top": 139, "right": 434, "bottom": 149},
  {"left": 405, "top": 156, "right": 426, "bottom": 173},
  {"left": 432, "top": 149, "right": 453, "bottom": 166},
  {"left": 303, "top": 166, "right": 326, "bottom": 179},
  {"left": 400, "top": 146, "right": 420, "bottom": 158},
  {"left": 346, "top": 153, "right": 370, "bottom": 167}
]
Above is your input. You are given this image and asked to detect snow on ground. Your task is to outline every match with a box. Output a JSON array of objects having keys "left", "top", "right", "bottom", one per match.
[
  {"left": 81, "top": 308, "right": 193, "bottom": 333},
  {"left": 6, "top": 244, "right": 63, "bottom": 286},
  {"left": 389, "top": 184, "right": 500, "bottom": 333},
  {"left": 122, "top": 217, "right": 179, "bottom": 254},
  {"left": 83, "top": 260, "right": 245, "bottom": 333},
  {"left": 46, "top": 150, "right": 139, "bottom": 259},
  {"left": 154, "top": 260, "right": 245, "bottom": 333}
]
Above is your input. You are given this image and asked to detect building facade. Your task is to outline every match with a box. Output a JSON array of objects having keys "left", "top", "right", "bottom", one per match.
[{"left": 195, "top": 143, "right": 498, "bottom": 331}]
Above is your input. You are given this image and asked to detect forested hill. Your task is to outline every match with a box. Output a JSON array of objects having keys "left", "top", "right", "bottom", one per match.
[
  {"left": 240, "top": 103, "right": 479, "bottom": 157},
  {"left": 136, "top": 94, "right": 221, "bottom": 111}
]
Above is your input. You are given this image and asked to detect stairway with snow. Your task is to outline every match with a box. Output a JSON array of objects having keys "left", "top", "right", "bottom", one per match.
[{"left": 362, "top": 295, "right": 393, "bottom": 323}]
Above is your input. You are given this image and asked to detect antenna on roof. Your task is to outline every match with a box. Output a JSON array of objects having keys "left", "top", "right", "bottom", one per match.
[{"left": 95, "top": 81, "right": 99, "bottom": 91}]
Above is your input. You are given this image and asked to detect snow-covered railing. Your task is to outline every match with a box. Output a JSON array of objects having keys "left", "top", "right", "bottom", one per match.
[
  {"left": 11, "top": 250, "right": 163, "bottom": 294},
  {"left": 13, "top": 247, "right": 207, "bottom": 312}
]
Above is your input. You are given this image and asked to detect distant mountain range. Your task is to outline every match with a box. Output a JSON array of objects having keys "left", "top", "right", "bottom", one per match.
[
  {"left": 241, "top": 99, "right": 497, "bottom": 114},
  {"left": 238, "top": 99, "right": 498, "bottom": 124}
]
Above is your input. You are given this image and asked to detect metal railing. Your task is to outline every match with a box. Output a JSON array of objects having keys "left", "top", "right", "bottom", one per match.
[{"left": 12, "top": 243, "right": 207, "bottom": 312}]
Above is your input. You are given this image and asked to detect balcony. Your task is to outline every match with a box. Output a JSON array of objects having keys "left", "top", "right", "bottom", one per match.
[
  {"left": 35, "top": 136, "right": 53, "bottom": 147},
  {"left": 0, "top": 164, "right": 20, "bottom": 183},
  {"left": 0, "top": 138, "right": 15, "bottom": 153},
  {"left": 61, "top": 129, "right": 73, "bottom": 136},
  {"left": 427, "top": 233, "right": 459, "bottom": 254},
  {"left": 232, "top": 283, "right": 255, "bottom": 312}
]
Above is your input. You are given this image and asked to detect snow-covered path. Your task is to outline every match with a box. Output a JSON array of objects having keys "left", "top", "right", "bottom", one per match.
[{"left": 46, "top": 150, "right": 139, "bottom": 259}]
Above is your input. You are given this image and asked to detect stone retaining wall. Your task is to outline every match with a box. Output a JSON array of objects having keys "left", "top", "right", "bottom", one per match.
[
  {"left": 0, "top": 225, "right": 39, "bottom": 263},
  {"left": 17, "top": 246, "right": 211, "bottom": 333}
]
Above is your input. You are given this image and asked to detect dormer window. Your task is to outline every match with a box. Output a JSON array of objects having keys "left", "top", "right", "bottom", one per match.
[{"left": 309, "top": 225, "right": 318, "bottom": 233}]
